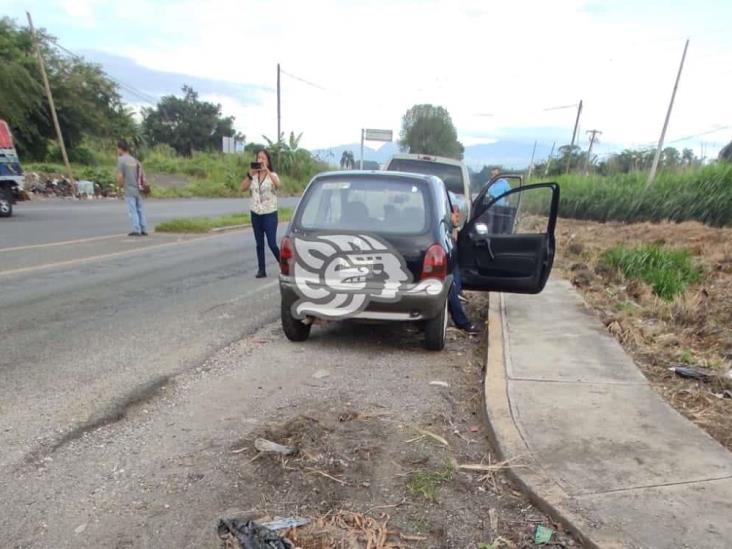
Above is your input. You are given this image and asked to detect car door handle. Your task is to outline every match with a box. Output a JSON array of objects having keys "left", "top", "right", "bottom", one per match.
[{"left": 475, "top": 238, "right": 495, "bottom": 259}]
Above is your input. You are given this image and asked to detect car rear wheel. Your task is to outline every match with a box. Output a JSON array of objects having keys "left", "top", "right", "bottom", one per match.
[
  {"left": 0, "top": 187, "right": 12, "bottom": 218},
  {"left": 281, "top": 301, "right": 311, "bottom": 342},
  {"left": 424, "top": 298, "right": 448, "bottom": 351}
]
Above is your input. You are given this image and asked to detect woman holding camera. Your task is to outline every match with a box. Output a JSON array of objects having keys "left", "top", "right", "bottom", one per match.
[{"left": 241, "top": 149, "right": 281, "bottom": 278}]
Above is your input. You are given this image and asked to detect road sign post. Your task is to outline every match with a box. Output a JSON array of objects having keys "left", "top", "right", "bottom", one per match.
[{"left": 359, "top": 129, "right": 393, "bottom": 169}]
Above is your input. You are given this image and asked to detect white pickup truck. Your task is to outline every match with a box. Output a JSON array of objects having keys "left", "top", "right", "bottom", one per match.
[{"left": 384, "top": 153, "right": 473, "bottom": 223}]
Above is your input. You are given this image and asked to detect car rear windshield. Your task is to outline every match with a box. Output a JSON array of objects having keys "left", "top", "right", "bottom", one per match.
[
  {"left": 387, "top": 159, "right": 464, "bottom": 195},
  {"left": 298, "top": 177, "right": 430, "bottom": 234}
]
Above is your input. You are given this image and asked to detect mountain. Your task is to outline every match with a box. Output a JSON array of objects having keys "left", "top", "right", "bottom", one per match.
[
  {"left": 312, "top": 142, "right": 400, "bottom": 166},
  {"left": 312, "top": 140, "right": 554, "bottom": 169}
]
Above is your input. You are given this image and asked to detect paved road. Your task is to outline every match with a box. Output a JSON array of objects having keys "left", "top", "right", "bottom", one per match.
[
  {"left": 0, "top": 200, "right": 299, "bottom": 475},
  {"left": 1, "top": 197, "right": 300, "bottom": 248}
]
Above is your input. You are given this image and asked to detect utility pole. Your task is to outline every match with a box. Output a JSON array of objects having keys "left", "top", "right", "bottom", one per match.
[
  {"left": 648, "top": 39, "right": 689, "bottom": 185},
  {"left": 584, "top": 130, "right": 602, "bottom": 174},
  {"left": 565, "top": 100, "right": 583, "bottom": 174},
  {"left": 544, "top": 141, "right": 556, "bottom": 177},
  {"left": 526, "top": 140, "right": 538, "bottom": 180},
  {"left": 359, "top": 129, "right": 364, "bottom": 170},
  {"left": 277, "top": 63, "right": 281, "bottom": 142},
  {"left": 27, "top": 11, "right": 74, "bottom": 186}
]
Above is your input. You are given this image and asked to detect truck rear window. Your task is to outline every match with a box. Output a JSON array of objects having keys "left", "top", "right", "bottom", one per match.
[{"left": 387, "top": 159, "right": 464, "bottom": 195}]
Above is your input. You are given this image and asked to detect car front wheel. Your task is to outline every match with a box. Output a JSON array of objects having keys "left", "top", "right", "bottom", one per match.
[
  {"left": 0, "top": 187, "right": 12, "bottom": 218},
  {"left": 281, "top": 301, "right": 311, "bottom": 342},
  {"left": 424, "top": 298, "right": 447, "bottom": 351}
]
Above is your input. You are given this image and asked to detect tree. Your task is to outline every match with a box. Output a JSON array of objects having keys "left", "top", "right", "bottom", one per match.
[
  {"left": 0, "top": 17, "right": 134, "bottom": 160},
  {"left": 719, "top": 140, "right": 732, "bottom": 162},
  {"left": 142, "top": 85, "right": 237, "bottom": 156},
  {"left": 681, "top": 148, "right": 695, "bottom": 166},
  {"left": 399, "top": 104, "right": 464, "bottom": 160}
]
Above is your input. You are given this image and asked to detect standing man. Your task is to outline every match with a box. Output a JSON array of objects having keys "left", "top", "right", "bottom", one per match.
[
  {"left": 116, "top": 139, "right": 148, "bottom": 237},
  {"left": 486, "top": 167, "right": 511, "bottom": 205}
]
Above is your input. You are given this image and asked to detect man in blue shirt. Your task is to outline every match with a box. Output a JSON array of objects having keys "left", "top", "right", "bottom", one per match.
[{"left": 487, "top": 167, "right": 511, "bottom": 205}]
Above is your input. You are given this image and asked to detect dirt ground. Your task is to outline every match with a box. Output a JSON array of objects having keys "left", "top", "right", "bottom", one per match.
[
  {"left": 552, "top": 218, "right": 732, "bottom": 452},
  {"left": 217, "top": 296, "right": 577, "bottom": 549}
]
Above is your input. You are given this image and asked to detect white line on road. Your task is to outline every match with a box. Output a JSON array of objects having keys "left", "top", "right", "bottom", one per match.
[
  {"left": 0, "top": 231, "right": 247, "bottom": 278},
  {"left": 0, "top": 233, "right": 125, "bottom": 253}
]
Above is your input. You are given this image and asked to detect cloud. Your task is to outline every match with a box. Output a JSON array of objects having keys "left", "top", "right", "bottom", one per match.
[
  {"left": 28, "top": 0, "right": 732, "bottom": 155},
  {"left": 56, "top": 0, "right": 104, "bottom": 26}
]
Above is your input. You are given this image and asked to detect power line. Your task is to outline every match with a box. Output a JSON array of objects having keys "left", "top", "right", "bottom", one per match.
[
  {"left": 48, "top": 38, "right": 159, "bottom": 105},
  {"left": 279, "top": 68, "right": 328, "bottom": 91}
]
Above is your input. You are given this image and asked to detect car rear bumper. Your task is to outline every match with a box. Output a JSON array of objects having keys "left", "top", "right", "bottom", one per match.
[{"left": 279, "top": 275, "right": 452, "bottom": 321}]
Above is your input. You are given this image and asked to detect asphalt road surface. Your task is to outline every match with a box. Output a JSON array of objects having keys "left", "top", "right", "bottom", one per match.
[
  {"left": 1, "top": 197, "right": 300, "bottom": 248},
  {"left": 1, "top": 199, "right": 293, "bottom": 513}
]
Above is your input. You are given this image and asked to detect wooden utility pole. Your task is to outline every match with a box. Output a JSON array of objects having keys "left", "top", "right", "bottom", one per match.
[
  {"left": 584, "top": 130, "right": 602, "bottom": 174},
  {"left": 27, "top": 11, "right": 74, "bottom": 185},
  {"left": 544, "top": 141, "right": 556, "bottom": 177},
  {"left": 647, "top": 39, "right": 689, "bottom": 185},
  {"left": 565, "top": 100, "right": 583, "bottom": 174},
  {"left": 277, "top": 63, "right": 281, "bottom": 142},
  {"left": 526, "top": 140, "right": 538, "bottom": 180}
]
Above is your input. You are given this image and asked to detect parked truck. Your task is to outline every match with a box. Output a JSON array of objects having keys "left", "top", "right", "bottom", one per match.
[{"left": 0, "top": 119, "right": 27, "bottom": 217}]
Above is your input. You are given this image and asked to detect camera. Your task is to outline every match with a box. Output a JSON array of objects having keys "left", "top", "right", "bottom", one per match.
[{"left": 250, "top": 161, "right": 263, "bottom": 170}]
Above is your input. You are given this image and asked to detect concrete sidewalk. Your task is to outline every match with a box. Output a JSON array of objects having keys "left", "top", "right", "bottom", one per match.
[{"left": 484, "top": 279, "right": 732, "bottom": 548}]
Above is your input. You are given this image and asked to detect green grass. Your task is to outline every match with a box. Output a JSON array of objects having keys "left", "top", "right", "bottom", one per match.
[
  {"left": 601, "top": 244, "right": 701, "bottom": 301},
  {"left": 406, "top": 464, "right": 453, "bottom": 502},
  {"left": 533, "top": 164, "right": 732, "bottom": 227},
  {"left": 155, "top": 208, "right": 292, "bottom": 233}
]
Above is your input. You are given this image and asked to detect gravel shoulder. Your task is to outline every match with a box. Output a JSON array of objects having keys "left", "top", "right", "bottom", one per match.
[{"left": 2, "top": 296, "right": 577, "bottom": 548}]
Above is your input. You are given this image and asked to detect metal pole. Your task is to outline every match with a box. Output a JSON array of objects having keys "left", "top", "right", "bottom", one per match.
[
  {"left": 526, "top": 140, "right": 537, "bottom": 180},
  {"left": 360, "top": 129, "right": 364, "bottom": 170},
  {"left": 27, "top": 11, "right": 74, "bottom": 187},
  {"left": 277, "top": 63, "right": 281, "bottom": 142},
  {"left": 544, "top": 141, "right": 556, "bottom": 177},
  {"left": 648, "top": 39, "right": 689, "bottom": 185},
  {"left": 565, "top": 100, "right": 583, "bottom": 174}
]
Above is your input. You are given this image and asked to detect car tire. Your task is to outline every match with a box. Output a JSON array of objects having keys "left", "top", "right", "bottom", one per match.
[
  {"left": 424, "top": 298, "right": 448, "bottom": 351},
  {"left": 0, "top": 187, "right": 12, "bottom": 218},
  {"left": 281, "top": 301, "right": 311, "bottom": 342}
]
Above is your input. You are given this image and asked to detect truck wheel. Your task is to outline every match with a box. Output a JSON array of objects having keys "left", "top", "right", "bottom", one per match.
[
  {"left": 424, "top": 298, "right": 448, "bottom": 351},
  {"left": 281, "top": 301, "right": 311, "bottom": 342},
  {"left": 0, "top": 187, "right": 12, "bottom": 218}
]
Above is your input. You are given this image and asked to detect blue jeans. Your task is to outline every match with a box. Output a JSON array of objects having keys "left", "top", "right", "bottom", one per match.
[
  {"left": 448, "top": 268, "right": 471, "bottom": 328},
  {"left": 251, "top": 211, "right": 279, "bottom": 273},
  {"left": 125, "top": 195, "right": 147, "bottom": 233}
]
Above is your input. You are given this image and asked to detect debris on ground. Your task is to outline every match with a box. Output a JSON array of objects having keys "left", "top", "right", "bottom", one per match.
[
  {"left": 217, "top": 518, "right": 295, "bottom": 549},
  {"left": 533, "top": 525, "right": 554, "bottom": 544},
  {"left": 428, "top": 380, "right": 449, "bottom": 388},
  {"left": 254, "top": 437, "right": 297, "bottom": 456}
]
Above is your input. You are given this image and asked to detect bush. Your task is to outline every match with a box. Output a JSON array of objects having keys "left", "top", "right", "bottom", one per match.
[{"left": 601, "top": 244, "right": 701, "bottom": 301}]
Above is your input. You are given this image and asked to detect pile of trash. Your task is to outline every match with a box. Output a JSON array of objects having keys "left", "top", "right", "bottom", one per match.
[{"left": 24, "top": 172, "right": 119, "bottom": 199}]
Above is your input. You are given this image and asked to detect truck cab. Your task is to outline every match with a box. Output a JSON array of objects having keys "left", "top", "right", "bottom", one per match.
[
  {"left": 384, "top": 153, "right": 472, "bottom": 225},
  {"left": 0, "top": 120, "right": 27, "bottom": 218}
]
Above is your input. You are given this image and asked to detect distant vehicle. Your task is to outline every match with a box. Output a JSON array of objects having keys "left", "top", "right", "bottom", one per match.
[
  {"left": 0, "top": 119, "right": 27, "bottom": 217},
  {"left": 384, "top": 153, "right": 472, "bottom": 224},
  {"left": 278, "top": 170, "right": 560, "bottom": 350}
]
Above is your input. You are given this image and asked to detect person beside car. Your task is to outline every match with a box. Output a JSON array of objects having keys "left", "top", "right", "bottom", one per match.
[{"left": 240, "top": 148, "right": 281, "bottom": 278}]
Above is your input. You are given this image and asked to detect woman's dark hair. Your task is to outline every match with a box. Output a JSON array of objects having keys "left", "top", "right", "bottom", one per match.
[
  {"left": 255, "top": 148, "right": 274, "bottom": 171},
  {"left": 117, "top": 139, "right": 130, "bottom": 152}
]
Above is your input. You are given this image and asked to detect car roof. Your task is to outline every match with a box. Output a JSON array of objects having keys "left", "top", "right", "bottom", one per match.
[{"left": 386, "top": 153, "right": 464, "bottom": 167}]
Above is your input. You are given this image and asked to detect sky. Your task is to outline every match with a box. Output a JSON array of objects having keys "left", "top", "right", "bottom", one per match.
[{"left": 3, "top": 0, "right": 732, "bottom": 160}]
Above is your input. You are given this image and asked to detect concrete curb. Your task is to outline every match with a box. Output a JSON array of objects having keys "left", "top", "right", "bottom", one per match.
[
  {"left": 209, "top": 223, "right": 251, "bottom": 233},
  {"left": 482, "top": 294, "right": 623, "bottom": 549}
]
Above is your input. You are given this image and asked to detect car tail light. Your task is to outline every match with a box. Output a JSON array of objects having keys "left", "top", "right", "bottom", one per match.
[
  {"left": 280, "top": 236, "right": 294, "bottom": 275},
  {"left": 421, "top": 244, "right": 447, "bottom": 280}
]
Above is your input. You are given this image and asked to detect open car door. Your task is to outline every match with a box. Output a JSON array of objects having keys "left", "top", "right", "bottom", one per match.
[{"left": 458, "top": 182, "right": 559, "bottom": 294}]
